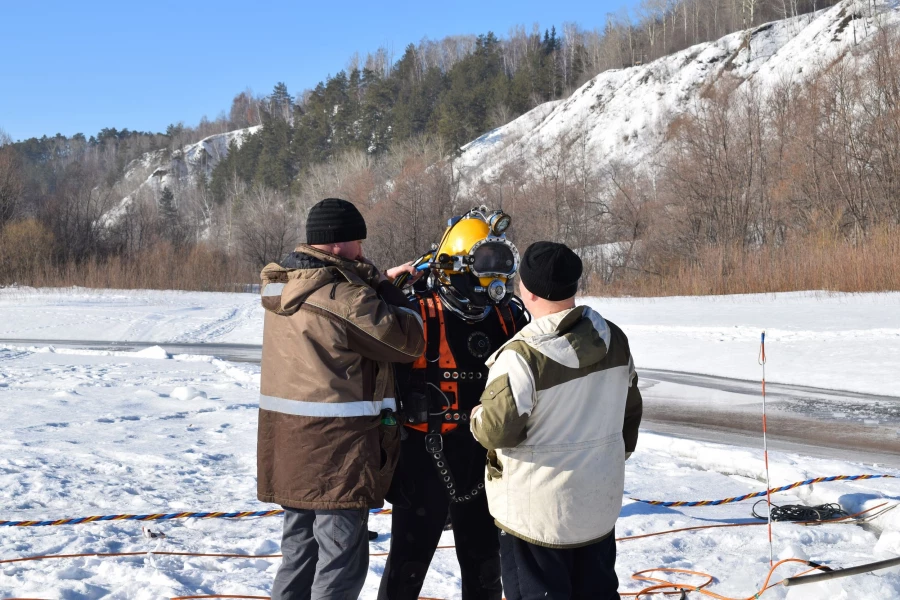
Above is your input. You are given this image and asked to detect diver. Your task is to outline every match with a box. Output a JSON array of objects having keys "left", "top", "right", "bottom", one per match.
[{"left": 378, "top": 207, "right": 530, "bottom": 600}]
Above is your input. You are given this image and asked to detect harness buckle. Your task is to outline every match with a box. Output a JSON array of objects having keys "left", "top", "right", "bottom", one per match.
[{"left": 425, "top": 433, "right": 443, "bottom": 453}]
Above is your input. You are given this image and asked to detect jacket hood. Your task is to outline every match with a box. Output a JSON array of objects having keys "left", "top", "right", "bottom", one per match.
[
  {"left": 260, "top": 244, "right": 380, "bottom": 316},
  {"left": 489, "top": 305, "right": 611, "bottom": 369}
]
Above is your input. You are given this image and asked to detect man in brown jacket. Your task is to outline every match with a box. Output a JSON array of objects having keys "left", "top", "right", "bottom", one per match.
[{"left": 258, "top": 198, "right": 426, "bottom": 600}]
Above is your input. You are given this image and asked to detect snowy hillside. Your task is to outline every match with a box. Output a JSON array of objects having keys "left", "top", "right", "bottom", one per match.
[
  {"left": 456, "top": 0, "right": 900, "bottom": 187},
  {"left": 126, "top": 126, "right": 260, "bottom": 191},
  {"left": 102, "top": 126, "right": 260, "bottom": 227}
]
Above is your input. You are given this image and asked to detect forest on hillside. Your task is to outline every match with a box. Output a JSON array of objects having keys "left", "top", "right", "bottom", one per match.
[{"left": 2, "top": 0, "right": 897, "bottom": 295}]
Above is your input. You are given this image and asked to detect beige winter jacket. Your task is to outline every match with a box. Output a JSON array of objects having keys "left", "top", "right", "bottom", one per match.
[
  {"left": 257, "top": 245, "right": 425, "bottom": 510},
  {"left": 472, "top": 306, "right": 642, "bottom": 548}
]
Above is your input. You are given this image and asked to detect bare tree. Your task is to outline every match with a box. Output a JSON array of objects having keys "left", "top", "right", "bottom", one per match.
[
  {"left": 234, "top": 186, "right": 302, "bottom": 268},
  {"left": 229, "top": 89, "right": 262, "bottom": 129},
  {"left": 42, "top": 158, "right": 117, "bottom": 262}
]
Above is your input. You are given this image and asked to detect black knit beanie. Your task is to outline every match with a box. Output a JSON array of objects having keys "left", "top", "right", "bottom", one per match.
[
  {"left": 306, "top": 198, "right": 367, "bottom": 244},
  {"left": 519, "top": 241, "right": 583, "bottom": 301}
]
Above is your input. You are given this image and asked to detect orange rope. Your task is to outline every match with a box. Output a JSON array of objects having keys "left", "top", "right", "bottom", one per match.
[
  {"left": 625, "top": 558, "right": 829, "bottom": 599},
  {"left": 3, "top": 504, "right": 888, "bottom": 600},
  {"left": 3, "top": 503, "right": 884, "bottom": 566}
]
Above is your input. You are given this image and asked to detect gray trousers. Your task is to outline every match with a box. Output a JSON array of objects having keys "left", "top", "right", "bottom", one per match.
[{"left": 272, "top": 507, "right": 369, "bottom": 600}]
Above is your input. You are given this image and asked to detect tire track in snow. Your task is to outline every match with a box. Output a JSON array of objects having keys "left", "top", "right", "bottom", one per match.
[{"left": 167, "top": 299, "right": 258, "bottom": 344}]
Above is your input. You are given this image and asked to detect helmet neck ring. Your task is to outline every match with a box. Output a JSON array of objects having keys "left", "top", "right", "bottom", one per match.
[{"left": 435, "top": 281, "right": 492, "bottom": 322}]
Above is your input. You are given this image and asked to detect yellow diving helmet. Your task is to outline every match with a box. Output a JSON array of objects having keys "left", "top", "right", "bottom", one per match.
[{"left": 419, "top": 206, "right": 519, "bottom": 320}]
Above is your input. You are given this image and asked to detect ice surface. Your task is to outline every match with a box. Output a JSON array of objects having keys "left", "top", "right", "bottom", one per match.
[
  {"left": 583, "top": 291, "right": 900, "bottom": 396},
  {"left": 0, "top": 287, "right": 264, "bottom": 345},
  {"left": 4, "top": 287, "right": 897, "bottom": 396}
]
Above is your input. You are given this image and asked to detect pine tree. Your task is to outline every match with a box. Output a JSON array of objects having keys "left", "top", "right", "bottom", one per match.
[
  {"left": 325, "top": 71, "right": 352, "bottom": 150},
  {"left": 270, "top": 82, "right": 292, "bottom": 121},
  {"left": 358, "top": 69, "right": 394, "bottom": 155},
  {"left": 158, "top": 187, "right": 181, "bottom": 243},
  {"left": 255, "top": 112, "right": 295, "bottom": 190}
]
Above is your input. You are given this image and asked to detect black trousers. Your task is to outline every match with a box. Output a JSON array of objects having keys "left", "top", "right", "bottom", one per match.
[
  {"left": 378, "top": 428, "right": 502, "bottom": 600},
  {"left": 499, "top": 530, "right": 620, "bottom": 600}
]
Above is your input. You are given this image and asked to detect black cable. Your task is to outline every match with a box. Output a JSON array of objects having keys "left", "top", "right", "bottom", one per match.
[{"left": 752, "top": 500, "right": 849, "bottom": 522}]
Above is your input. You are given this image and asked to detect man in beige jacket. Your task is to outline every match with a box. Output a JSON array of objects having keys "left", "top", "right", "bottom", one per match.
[
  {"left": 258, "top": 198, "right": 425, "bottom": 600},
  {"left": 471, "top": 241, "right": 642, "bottom": 600}
]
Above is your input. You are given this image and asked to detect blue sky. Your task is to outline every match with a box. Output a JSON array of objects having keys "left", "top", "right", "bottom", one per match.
[{"left": 0, "top": 0, "right": 631, "bottom": 141}]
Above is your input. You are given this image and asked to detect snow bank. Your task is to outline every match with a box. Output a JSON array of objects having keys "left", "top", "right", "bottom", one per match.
[
  {"left": 170, "top": 385, "right": 208, "bottom": 401},
  {"left": 133, "top": 345, "right": 170, "bottom": 359}
]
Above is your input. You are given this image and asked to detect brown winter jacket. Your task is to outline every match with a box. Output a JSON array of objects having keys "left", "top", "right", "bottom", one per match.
[{"left": 257, "top": 245, "right": 425, "bottom": 510}]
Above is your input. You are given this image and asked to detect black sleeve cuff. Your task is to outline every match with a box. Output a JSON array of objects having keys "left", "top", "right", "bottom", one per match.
[{"left": 376, "top": 279, "right": 411, "bottom": 307}]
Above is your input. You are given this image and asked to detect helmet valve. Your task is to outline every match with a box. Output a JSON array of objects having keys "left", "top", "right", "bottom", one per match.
[
  {"left": 464, "top": 280, "right": 505, "bottom": 304},
  {"left": 487, "top": 279, "right": 507, "bottom": 302}
]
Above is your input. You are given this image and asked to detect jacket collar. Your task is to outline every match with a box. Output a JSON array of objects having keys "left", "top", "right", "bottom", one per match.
[
  {"left": 519, "top": 306, "right": 586, "bottom": 340},
  {"left": 291, "top": 244, "right": 380, "bottom": 286},
  {"left": 260, "top": 245, "right": 381, "bottom": 316},
  {"left": 487, "top": 305, "right": 611, "bottom": 369}
]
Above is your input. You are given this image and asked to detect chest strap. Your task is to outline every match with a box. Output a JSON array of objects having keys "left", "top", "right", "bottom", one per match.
[
  {"left": 407, "top": 293, "right": 461, "bottom": 435},
  {"left": 409, "top": 293, "right": 484, "bottom": 504}
]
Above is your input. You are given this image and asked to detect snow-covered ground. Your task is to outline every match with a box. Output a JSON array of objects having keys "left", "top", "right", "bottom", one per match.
[
  {"left": 1, "top": 287, "right": 898, "bottom": 598},
  {"left": 0, "top": 288, "right": 263, "bottom": 345}
]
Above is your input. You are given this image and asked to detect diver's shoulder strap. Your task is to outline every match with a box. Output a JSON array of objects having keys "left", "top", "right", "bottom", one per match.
[
  {"left": 420, "top": 292, "right": 443, "bottom": 372},
  {"left": 496, "top": 302, "right": 518, "bottom": 337}
]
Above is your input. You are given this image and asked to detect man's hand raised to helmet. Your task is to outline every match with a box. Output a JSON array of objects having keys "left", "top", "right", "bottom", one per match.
[
  {"left": 385, "top": 261, "right": 421, "bottom": 283},
  {"left": 358, "top": 255, "right": 422, "bottom": 285}
]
